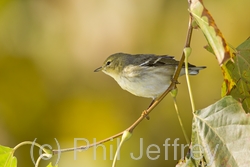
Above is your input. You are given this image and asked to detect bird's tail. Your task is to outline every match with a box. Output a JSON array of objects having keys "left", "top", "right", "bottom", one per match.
[{"left": 188, "top": 66, "right": 206, "bottom": 75}]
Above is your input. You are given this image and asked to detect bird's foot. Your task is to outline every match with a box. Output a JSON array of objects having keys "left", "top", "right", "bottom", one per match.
[{"left": 141, "top": 110, "right": 150, "bottom": 120}]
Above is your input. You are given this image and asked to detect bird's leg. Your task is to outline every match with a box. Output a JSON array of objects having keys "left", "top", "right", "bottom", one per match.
[
  {"left": 143, "top": 99, "right": 155, "bottom": 120},
  {"left": 148, "top": 99, "right": 155, "bottom": 108},
  {"left": 171, "top": 77, "right": 180, "bottom": 85}
]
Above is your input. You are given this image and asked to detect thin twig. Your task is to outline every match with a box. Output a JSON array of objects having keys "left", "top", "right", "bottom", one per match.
[{"left": 53, "top": 131, "right": 124, "bottom": 155}]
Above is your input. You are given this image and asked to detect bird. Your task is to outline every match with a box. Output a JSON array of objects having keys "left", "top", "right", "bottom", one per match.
[{"left": 94, "top": 52, "right": 206, "bottom": 101}]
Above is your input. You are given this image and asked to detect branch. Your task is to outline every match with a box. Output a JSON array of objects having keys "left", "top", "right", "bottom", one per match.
[{"left": 52, "top": 15, "right": 194, "bottom": 156}]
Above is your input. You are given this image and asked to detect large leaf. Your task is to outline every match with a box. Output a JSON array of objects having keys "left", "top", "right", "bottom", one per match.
[
  {"left": 0, "top": 145, "right": 17, "bottom": 167},
  {"left": 222, "top": 38, "right": 250, "bottom": 113},
  {"left": 189, "top": 96, "right": 250, "bottom": 167}
]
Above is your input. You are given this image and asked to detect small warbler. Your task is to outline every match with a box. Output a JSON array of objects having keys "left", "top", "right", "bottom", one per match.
[{"left": 94, "top": 53, "right": 205, "bottom": 100}]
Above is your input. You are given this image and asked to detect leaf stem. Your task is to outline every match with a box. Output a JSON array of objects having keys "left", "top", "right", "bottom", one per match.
[
  {"left": 171, "top": 92, "right": 190, "bottom": 144},
  {"left": 184, "top": 47, "right": 196, "bottom": 113},
  {"left": 111, "top": 131, "right": 132, "bottom": 167},
  {"left": 13, "top": 141, "right": 51, "bottom": 155},
  {"left": 35, "top": 154, "right": 52, "bottom": 167}
]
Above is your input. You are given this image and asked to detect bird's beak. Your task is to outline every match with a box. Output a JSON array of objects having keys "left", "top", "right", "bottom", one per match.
[{"left": 94, "top": 66, "right": 102, "bottom": 72}]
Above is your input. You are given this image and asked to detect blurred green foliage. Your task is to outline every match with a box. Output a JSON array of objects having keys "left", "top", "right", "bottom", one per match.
[{"left": 0, "top": 0, "right": 249, "bottom": 166}]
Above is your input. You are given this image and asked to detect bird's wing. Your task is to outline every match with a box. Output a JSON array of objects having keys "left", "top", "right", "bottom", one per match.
[{"left": 134, "top": 54, "right": 179, "bottom": 67}]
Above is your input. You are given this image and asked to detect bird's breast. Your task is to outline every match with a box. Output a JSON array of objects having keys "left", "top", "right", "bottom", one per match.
[{"left": 113, "top": 65, "right": 172, "bottom": 99}]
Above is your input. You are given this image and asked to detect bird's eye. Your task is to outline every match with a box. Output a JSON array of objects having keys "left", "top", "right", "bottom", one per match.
[{"left": 106, "top": 61, "right": 111, "bottom": 66}]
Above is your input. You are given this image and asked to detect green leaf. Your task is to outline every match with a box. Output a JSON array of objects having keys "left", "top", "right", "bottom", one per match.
[
  {"left": 222, "top": 37, "right": 250, "bottom": 113},
  {"left": 0, "top": 145, "right": 17, "bottom": 167},
  {"left": 47, "top": 162, "right": 58, "bottom": 167},
  {"left": 189, "top": 0, "right": 231, "bottom": 65},
  {"left": 191, "top": 96, "right": 250, "bottom": 166}
]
